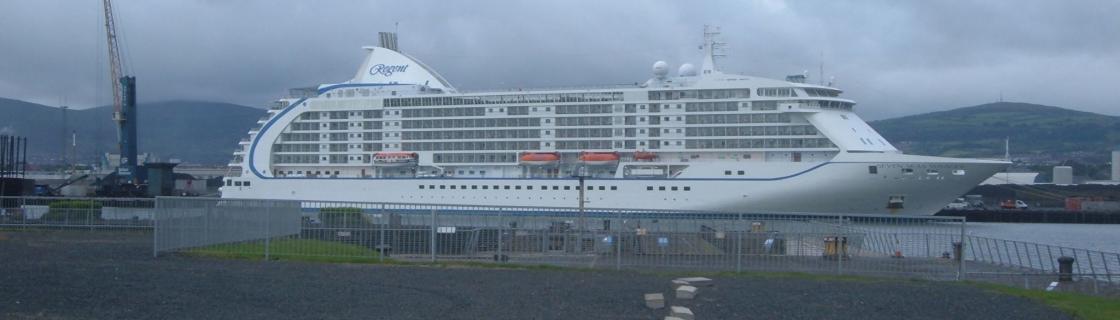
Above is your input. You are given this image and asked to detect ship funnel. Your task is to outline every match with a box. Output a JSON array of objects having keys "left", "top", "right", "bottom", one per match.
[{"left": 379, "top": 32, "right": 399, "bottom": 51}]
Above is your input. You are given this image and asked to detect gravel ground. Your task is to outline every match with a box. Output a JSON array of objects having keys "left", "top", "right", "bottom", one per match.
[{"left": 0, "top": 230, "right": 1072, "bottom": 320}]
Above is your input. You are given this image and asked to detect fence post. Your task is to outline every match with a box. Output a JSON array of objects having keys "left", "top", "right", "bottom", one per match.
[
  {"left": 836, "top": 215, "right": 843, "bottom": 275},
  {"left": 736, "top": 213, "right": 742, "bottom": 273},
  {"left": 497, "top": 208, "right": 504, "bottom": 263},
  {"left": 958, "top": 217, "right": 966, "bottom": 281},
  {"left": 152, "top": 198, "right": 160, "bottom": 258},
  {"left": 379, "top": 204, "right": 386, "bottom": 263},
  {"left": 430, "top": 208, "right": 437, "bottom": 263},
  {"left": 615, "top": 209, "right": 622, "bottom": 271},
  {"left": 264, "top": 202, "right": 271, "bottom": 261}
]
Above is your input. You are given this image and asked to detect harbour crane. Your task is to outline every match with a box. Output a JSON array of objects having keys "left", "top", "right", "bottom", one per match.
[{"left": 102, "top": 0, "right": 138, "bottom": 186}]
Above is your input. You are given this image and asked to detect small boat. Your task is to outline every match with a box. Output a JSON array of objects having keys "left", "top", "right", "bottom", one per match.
[
  {"left": 633, "top": 151, "right": 657, "bottom": 161},
  {"left": 579, "top": 151, "right": 620, "bottom": 165},
  {"left": 520, "top": 152, "right": 561, "bottom": 165},
  {"left": 372, "top": 152, "right": 418, "bottom": 166}
]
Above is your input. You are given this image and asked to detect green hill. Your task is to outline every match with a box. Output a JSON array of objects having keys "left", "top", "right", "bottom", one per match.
[
  {"left": 869, "top": 102, "right": 1120, "bottom": 160},
  {"left": 0, "top": 98, "right": 264, "bottom": 165}
]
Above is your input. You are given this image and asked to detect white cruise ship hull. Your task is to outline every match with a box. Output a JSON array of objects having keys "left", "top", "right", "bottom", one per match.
[{"left": 221, "top": 153, "right": 1006, "bottom": 215}]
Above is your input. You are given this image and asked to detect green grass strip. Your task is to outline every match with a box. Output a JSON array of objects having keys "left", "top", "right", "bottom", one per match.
[{"left": 970, "top": 282, "right": 1120, "bottom": 320}]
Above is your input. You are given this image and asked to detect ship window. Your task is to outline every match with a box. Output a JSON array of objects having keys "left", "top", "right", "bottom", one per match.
[
  {"left": 550, "top": 186, "right": 557, "bottom": 190},
  {"left": 646, "top": 186, "right": 654, "bottom": 191},
  {"left": 429, "top": 185, "right": 435, "bottom": 189},
  {"left": 504, "top": 185, "right": 511, "bottom": 190},
  {"left": 868, "top": 166, "right": 878, "bottom": 174},
  {"left": 225, "top": 180, "right": 231, "bottom": 186},
  {"left": 598, "top": 186, "right": 605, "bottom": 191},
  {"left": 516, "top": 186, "right": 522, "bottom": 190},
  {"left": 472, "top": 185, "right": 478, "bottom": 189},
  {"left": 609, "top": 186, "right": 617, "bottom": 190},
  {"left": 724, "top": 170, "right": 732, "bottom": 175},
  {"left": 564, "top": 186, "right": 571, "bottom": 190},
  {"left": 461, "top": 185, "right": 467, "bottom": 189},
  {"left": 541, "top": 185, "right": 547, "bottom": 190},
  {"left": 737, "top": 170, "right": 745, "bottom": 175},
  {"left": 671, "top": 186, "right": 678, "bottom": 191},
  {"left": 419, "top": 185, "right": 425, "bottom": 189},
  {"left": 450, "top": 185, "right": 457, "bottom": 189},
  {"left": 902, "top": 168, "right": 914, "bottom": 174},
  {"left": 440, "top": 185, "right": 446, "bottom": 189},
  {"left": 234, "top": 181, "right": 242, "bottom": 186},
  {"left": 482, "top": 185, "right": 489, "bottom": 189},
  {"left": 658, "top": 186, "right": 666, "bottom": 191},
  {"left": 243, "top": 181, "right": 250, "bottom": 187},
  {"left": 683, "top": 186, "right": 691, "bottom": 191},
  {"left": 493, "top": 185, "right": 500, "bottom": 189}
]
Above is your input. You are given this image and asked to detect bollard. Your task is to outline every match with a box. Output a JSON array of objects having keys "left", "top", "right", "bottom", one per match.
[
  {"left": 952, "top": 241, "right": 963, "bottom": 262},
  {"left": 1057, "top": 256, "right": 1074, "bottom": 282}
]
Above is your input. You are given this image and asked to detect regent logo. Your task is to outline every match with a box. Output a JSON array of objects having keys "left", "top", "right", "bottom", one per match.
[{"left": 369, "top": 64, "right": 409, "bottom": 77}]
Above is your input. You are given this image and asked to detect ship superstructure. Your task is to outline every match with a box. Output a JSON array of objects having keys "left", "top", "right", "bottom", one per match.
[{"left": 221, "top": 29, "right": 1007, "bottom": 215}]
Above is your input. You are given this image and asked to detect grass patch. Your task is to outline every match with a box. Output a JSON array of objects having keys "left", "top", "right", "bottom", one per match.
[
  {"left": 970, "top": 282, "right": 1120, "bottom": 320},
  {"left": 186, "top": 238, "right": 384, "bottom": 264}
]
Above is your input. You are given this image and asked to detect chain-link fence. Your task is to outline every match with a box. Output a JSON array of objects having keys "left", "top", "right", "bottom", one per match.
[{"left": 0, "top": 196, "right": 154, "bottom": 230}]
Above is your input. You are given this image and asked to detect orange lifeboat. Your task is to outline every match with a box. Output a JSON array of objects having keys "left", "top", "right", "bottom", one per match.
[
  {"left": 519, "top": 152, "right": 560, "bottom": 165},
  {"left": 372, "top": 152, "right": 418, "bottom": 166},
  {"left": 633, "top": 151, "right": 657, "bottom": 161},
  {"left": 579, "top": 151, "right": 620, "bottom": 165}
]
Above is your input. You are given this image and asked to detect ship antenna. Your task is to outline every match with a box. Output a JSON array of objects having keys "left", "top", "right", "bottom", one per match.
[{"left": 701, "top": 25, "right": 725, "bottom": 75}]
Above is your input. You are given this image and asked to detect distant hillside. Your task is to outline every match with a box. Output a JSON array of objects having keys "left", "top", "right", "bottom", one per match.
[
  {"left": 0, "top": 98, "right": 264, "bottom": 165},
  {"left": 870, "top": 102, "right": 1120, "bottom": 160}
]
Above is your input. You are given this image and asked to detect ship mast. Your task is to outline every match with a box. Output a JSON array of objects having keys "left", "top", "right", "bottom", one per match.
[{"left": 700, "top": 25, "right": 726, "bottom": 75}]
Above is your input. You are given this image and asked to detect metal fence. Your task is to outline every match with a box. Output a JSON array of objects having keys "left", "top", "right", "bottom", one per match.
[
  {"left": 153, "top": 198, "right": 301, "bottom": 255},
  {"left": 0, "top": 196, "right": 154, "bottom": 230},
  {"left": 5, "top": 196, "right": 1117, "bottom": 295},
  {"left": 153, "top": 197, "right": 972, "bottom": 280}
]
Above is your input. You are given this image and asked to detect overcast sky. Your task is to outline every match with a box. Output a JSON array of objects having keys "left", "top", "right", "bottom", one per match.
[{"left": 1, "top": 0, "right": 1116, "bottom": 120}]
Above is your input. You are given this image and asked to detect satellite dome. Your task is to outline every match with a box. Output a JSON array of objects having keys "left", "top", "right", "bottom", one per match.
[
  {"left": 652, "top": 61, "right": 669, "bottom": 78},
  {"left": 678, "top": 63, "right": 697, "bottom": 76}
]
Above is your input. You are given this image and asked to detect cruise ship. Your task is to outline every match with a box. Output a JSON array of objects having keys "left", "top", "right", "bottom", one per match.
[{"left": 220, "top": 28, "right": 1008, "bottom": 215}]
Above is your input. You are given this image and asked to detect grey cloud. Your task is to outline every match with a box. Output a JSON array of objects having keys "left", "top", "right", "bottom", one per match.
[{"left": 0, "top": 0, "right": 1116, "bottom": 120}]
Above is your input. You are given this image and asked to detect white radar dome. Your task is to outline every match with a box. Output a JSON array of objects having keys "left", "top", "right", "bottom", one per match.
[
  {"left": 678, "top": 63, "right": 697, "bottom": 76},
  {"left": 652, "top": 61, "right": 669, "bottom": 78}
]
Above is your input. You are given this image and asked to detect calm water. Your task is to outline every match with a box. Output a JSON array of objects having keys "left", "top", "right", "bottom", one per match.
[{"left": 966, "top": 222, "right": 1120, "bottom": 253}]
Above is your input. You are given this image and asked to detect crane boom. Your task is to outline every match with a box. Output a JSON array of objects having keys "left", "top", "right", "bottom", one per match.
[
  {"left": 103, "top": 0, "right": 122, "bottom": 116},
  {"left": 102, "top": 0, "right": 138, "bottom": 186}
]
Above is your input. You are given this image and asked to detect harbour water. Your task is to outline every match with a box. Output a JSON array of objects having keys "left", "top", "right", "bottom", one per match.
[{"left": 966, "top": 222, "right": 1120, "bottom": 253}]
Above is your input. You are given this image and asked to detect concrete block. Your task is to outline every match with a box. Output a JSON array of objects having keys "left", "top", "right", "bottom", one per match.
[
  {"left": 670, "top": 306, "right": 694, "bottom": 320},
  {"left": 675, "top": 285, "right": 697, "bottom": 299},
  {"left": 677, "top": 277, "right": 713, "bottom": 286},
  {"left": 671, "top": 279, "right": 690, "bottom": 289},
  {"left": 644, "top": 293, "right": 665, "bottom": 309}
]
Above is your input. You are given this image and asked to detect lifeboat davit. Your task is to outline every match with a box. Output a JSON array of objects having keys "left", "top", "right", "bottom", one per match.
[
  {"left": 579, "top": 151, "right": 620, "bottom": 165},
  {"left": 372, "top": 152, "right": 418, "bottom": 166},
  {"left": 519, "top": 152, "right": 560, "bottom": 165},
  {"left": 633, "top": 151, "right": 657, "bottom": 161}
]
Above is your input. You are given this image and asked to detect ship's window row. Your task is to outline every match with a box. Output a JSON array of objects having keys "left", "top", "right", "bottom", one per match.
[
  {"left": 685, "top": 125, "right": 818, "bottom": 136},
  {"left": 555, "top": 104, "right": 613, "bottom": 114},
  {"left": 756, "top": 88, "right": 798, "bottom": 97},
  {"left": 402, "top": 107, "right": 486, "bottom": 118},
  {"left": 385, "top": 92, "right": 624, "bottom": 107},
  {"left": 644, "top": 186, "right": 692, "bottom": 191},
  {"left": 402, "top": 129, "right": 540, "bottom": 140},
  {"left": 648, "top": 89, "right": 751, "bottom": 100},
  {"left": 724, "top": 170, "right": 747, "bottom": 175},
  {"left": 686, "top": 138, "right": 836, "bottom": 149},
  {"left": 419, "top": 184, "right": 622, "bottom": 191},
  {"left": 403, "top": 141, "right": 542, "bottom": 151},
  {"left": 555, "top": 116, "right": 612, "bottom": 126},
  {"left": 686, "top": 114, "right": 791, "bottom": 124},
  {"left": 403, "top": 118, "right": 540, "bottom": 129},
  {"left": 803, "top": 88, "right": 841, "bottom": 97},
  {"left": 434, "top": 153, "right": 517, "bottom": 163},
  {"left": 685, "top": 102, "right": 739, "bottom": 112}
]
